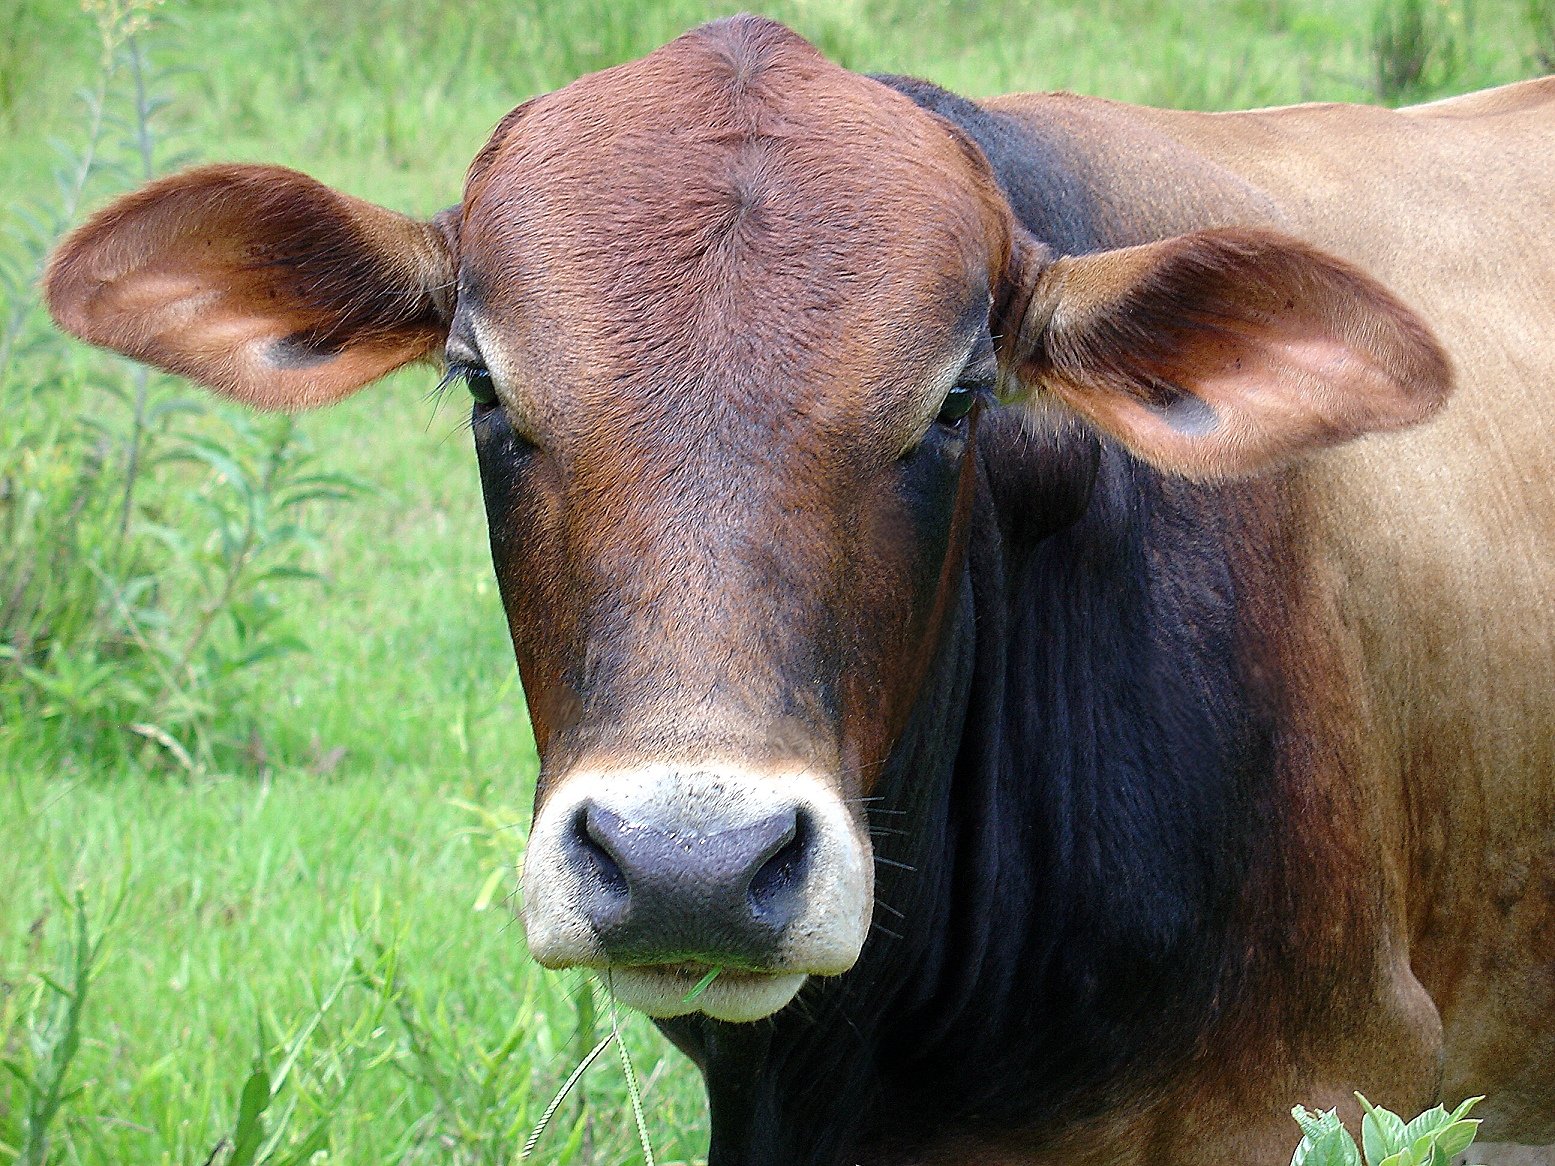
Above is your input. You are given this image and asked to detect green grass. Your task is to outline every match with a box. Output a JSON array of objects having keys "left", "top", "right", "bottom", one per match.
[{"left": 1, "top": 0, "right": 1548, "bottom": 1162}]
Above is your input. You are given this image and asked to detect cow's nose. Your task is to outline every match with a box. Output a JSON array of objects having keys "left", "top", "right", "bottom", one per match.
[{"left": 567, "top": 801, "right": 808, "bottom": 965}]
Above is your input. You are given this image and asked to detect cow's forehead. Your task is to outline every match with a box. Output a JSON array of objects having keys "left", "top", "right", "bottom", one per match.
[{"left": 452, "top": 17, "right": 1007, "bottom": 441}]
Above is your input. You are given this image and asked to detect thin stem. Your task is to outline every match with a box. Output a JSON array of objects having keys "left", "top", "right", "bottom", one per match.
[
  {"left": 116, "top": 35, "right": 157, "bottom": 548},
  {"left": 157, "top": 424, "right": 289, "bottom": 732},
  {"left": 129, "top": 35, "right": 154, "bottom": 179},
  {"left": 571, "top": 978, "right": 597, "bottom": 1156},
  {"left": 167, "top": 479, "right": 265, "bottom": 690},
  {"left": 0, "top": 33, "right": 117, "bottom": 379}
]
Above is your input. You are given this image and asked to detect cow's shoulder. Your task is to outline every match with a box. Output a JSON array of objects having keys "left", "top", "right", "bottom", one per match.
[{"left": 1402, "top": 72, "right": 1555, "bottom": 120}]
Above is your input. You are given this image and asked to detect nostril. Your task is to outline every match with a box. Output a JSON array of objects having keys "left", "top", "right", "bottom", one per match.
[
  {"left": 747, "top": 809, "right": 808, "bottom": 921},
  {"left": 573, "top": 805, "right": 629, "bottom": 897}
]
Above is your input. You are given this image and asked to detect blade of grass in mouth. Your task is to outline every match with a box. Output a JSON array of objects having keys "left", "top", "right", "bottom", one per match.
[{"left": 683, "top": 966, "right": 722, "bottom": 1003}]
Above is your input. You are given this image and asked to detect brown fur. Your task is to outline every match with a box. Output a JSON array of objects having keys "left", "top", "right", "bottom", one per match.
[
  {"left": 455, "top": 19, "right": 1010, "bottom": 803},
  {"left": 978, "top": 78, "right": 1555, "bottom": 1161},
  {"left": 1014, "top": 227, "right": 1451, "bottom": 477},
  {"left": 43, "top": 164, "right": 454, "bottom": 409}
]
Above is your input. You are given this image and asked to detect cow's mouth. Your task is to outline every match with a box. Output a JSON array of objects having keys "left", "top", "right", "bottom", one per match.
[
  {"left": 522, "top": 763, "right": 873, "bottom": 1016},
  {"left": 605, "top": 962, "right": 808, "bottom": 1022}
]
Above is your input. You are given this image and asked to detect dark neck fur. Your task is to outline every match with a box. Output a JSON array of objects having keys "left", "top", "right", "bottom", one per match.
[{"left": 661, "top": 419, "right": 1276, "bottom": 1165}]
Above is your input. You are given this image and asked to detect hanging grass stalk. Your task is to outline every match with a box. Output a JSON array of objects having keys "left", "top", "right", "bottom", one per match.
[
  {"left": 518, "top": 1030, "right": 616, "bottom": 1161},
  {"left": 611, "top": 993, "right": 656, "bottom": 1166}
]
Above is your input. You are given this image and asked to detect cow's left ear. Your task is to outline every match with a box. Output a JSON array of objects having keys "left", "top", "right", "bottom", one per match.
[
  {"left": 45, "top": 164, "right": 457, "bottom": 411},
  {"left": 1002, "top": 228, "right": 1453, "bottom": 479}
]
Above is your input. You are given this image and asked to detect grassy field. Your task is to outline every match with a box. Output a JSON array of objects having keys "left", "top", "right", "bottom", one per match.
[{"left": 1, "top": 0, "right": 1548, "bottom": 1163}]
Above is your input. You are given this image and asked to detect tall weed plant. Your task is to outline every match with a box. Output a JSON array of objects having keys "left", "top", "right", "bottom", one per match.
[
  {"left": 1372, "top": 0, "right": 1473, "bottom": 101},
  {"left": 0, "top": 0, "right": 361, "bottom": 776},
  {"left": 1529, "top": 0, "right": 1555, "bottom": 68}
]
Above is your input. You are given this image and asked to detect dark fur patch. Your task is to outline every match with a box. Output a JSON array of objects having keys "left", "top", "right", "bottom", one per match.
[
  {"left": 267, "top": 331, "right": 343, "bottom": 369},
  {"left": 1154, "top": 392, "right": 1221, "bottom": 435},
  {"left": 873, "top": 75, "right": 1109, "bottom": 256}
]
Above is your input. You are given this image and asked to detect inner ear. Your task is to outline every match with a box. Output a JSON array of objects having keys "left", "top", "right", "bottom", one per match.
[
  {"left": 45, "top": 164, "right": 457, "bottom": 411},
  {"left": 1003, "top": 228, "right": 1453, "bottom": 479}
]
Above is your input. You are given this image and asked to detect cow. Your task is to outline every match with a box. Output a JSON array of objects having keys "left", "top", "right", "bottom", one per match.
[{"left": 42, "top": 15, "right": 1555, "bottom": 1166}]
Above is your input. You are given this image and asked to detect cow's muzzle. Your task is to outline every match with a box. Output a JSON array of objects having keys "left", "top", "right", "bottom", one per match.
[{"left": 521, "top": 764, "right": 872, "bottom": 1022}]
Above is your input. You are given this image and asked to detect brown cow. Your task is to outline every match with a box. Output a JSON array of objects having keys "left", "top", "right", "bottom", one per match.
[{"left": 43, "top": 17, "right": 1555, "bottom": 1166}]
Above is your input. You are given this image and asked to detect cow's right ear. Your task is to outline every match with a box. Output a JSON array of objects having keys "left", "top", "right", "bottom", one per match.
[{"left": 44, "top": 164, "right": 457, "bottom": 411}]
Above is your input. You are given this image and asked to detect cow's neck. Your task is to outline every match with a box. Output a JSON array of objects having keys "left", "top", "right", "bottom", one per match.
[
  {"left": 661, "top": 432, "right": 1282, "bottom": 1165},
  {"left": 661, "top": 74, "right": 1296, "bottom": 1166}
]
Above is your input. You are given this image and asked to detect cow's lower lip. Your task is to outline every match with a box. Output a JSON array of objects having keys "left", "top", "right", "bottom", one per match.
[{"left": 602, "top": 963, "right": 808, "bottom": 1022}]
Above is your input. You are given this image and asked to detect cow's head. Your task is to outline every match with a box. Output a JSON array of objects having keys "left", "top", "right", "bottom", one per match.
[{"left": 44, "top": 18, "right": 1449, "bottom": 1022}]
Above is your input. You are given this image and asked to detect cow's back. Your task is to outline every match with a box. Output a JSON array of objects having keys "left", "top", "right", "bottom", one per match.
[{"left": 987, "top": 81, "right": 1555, "bottom": 1143}]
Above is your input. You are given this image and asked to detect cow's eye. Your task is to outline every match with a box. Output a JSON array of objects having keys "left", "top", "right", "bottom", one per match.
[
  {"left": 450, "top": 360, "right": 499, "bottom": 407},
  {"left": 937, "top": 382, "right": 978, "bottom": 426}
]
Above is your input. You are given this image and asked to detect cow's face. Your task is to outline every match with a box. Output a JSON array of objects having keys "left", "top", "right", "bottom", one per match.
[
  {"left": 456, "top": 25, "right": 1012, "bottom": 1020},
  {"left": 44, "top": 18, "right": 1449, "bottom": 1023}
]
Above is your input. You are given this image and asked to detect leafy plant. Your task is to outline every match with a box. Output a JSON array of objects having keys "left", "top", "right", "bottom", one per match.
[
  {"left": 1529, "top": 0, "right": 1555, "bottom": 70},
  {"left": 1290, "top": 1094, "right": 1484, "bottom": 1166},
  {"left": 206, "top": 956, "right": 386, "bottom": 1166},
  {"left": 1372, "top": 0, "right": 1464, "bottom": 103},
  {"left": 0, "top": 891, "right": 119, "bottom": 1166},
  {"left": 0, "top": 0, "right": 363, "bottom": 776}
]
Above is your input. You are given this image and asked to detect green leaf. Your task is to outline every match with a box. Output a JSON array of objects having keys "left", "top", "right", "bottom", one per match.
[
  {"left": 228, "top": 639, "right": 306, "bottom": 672},
  {"left": 1357, "top": 1094, "right": 1408, "bottom": 1163},
  {"left": 1, "top": 1056, "right": 37, "bottom": 1094},
  {"left": 226, "top": 1062, "right": 271, "bottom": 1166},
  {"left": 171, "top": 442, "right": 249, "bottom": 492},
  {"left": 1446, "top": 1097, "right": 1484, "bottom": 1124},
  {"left": 146, "top": 398, "right": 205, "bottom": 423},
  {"left": 276, "top": 486, "right": 360, "bottom": 508},
  {"left": 1433, "top": 1119, "right": 1480, "bottom": 1157},
  {"left": 1291, "top": 1107, "right": 1360, "bottom": 1166},
  {"left": 255, "top": 565, "right": 321, "bottom": 584},
  {"left": 267, "top": 1112, "right": 332, "bottom": 1166},
  {"left": 472, "top": 866, "right": 508, "bottom": 912},
  {"left": 1294, "top": 1106, "right": 1329, "bottom": 1141},
  {"left": 1328, "top": 1125, "right": 1363, "bottom": 1166},
  {"left": 554, "top": 1111, "right": 588, "bottom": 1161},
  {"left": 1403, "top": 1106, "right": 1449, "bottom": 1147}
]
